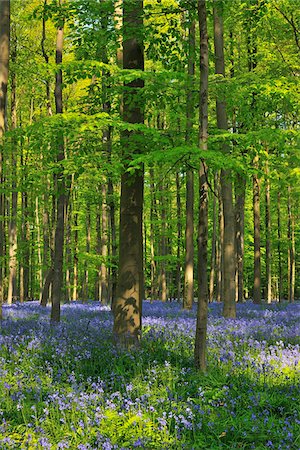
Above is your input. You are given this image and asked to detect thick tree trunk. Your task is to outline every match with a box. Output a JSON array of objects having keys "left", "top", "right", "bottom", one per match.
[
  {"left": 213, "top": 2, "right": 236, "bottom": 318},
  {"left": 265, "top": 159, "right": 272, "bottom": 303},
  {"left": 51, "top": 9, "right": 65, "bottom": 322},
  {"left": 184, "top": 17, "right": 195, "bottom": 310},
  {"left": 113, "top": 0, "right": 144, "bottom": 344},
  {"left": 253, "top": 154, "right": 261, "bottom": 304},
  {"left": 195, "top": 0, "right": 209, "bottom": 372}
]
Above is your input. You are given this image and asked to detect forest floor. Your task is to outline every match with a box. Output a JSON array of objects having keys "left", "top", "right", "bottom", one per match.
[{"left": 0, "top": 300, "right": 299, "bottom": 449}]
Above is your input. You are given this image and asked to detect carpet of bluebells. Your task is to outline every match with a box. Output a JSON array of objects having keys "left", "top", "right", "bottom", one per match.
[{"left": 0, "top": 300, "right": 299, "bottom": 450}]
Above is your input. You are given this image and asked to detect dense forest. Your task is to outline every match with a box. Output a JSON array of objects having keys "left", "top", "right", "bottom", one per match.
[{"left": 0, "top": 1, "right": 299, "bottom": 447}]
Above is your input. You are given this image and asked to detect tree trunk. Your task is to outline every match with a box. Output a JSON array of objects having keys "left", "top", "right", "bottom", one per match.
[
  {"left": 235, "top": 173, "right": 246, "bottom": 302},
  {"left": 0, "top": 0, "right": 9, "bottom": 315},
  {"left": 277, "top": 190, "right": 282, "bottom": 301},
  {"left": 209, "top": 173, "right": 218, "bottom": 302},
  {"left": 175, "top": 172, "right": 182, "bottom": 302},
  {"left": 7, "top": 26, "right": 18, "bottom": 304},
  {"left": 265, "top": 158, "right": 272, "bottom": 303},
  {"left": 72, "top": 208, "right": 78, "bottom": 301},
  {"left": 51, "top": 6, "right": 65, "bottom": 323},
  {"left": 184, "top": 16, "right": 195, "bottom": 310},
  {"left": 253, "top": 154, "right": 261, "bottom": 304},
  {"left": 160, "top": 181, "right": 167, "bottom": 302},
  {"left": 149, "top": 168, "right": 156, "bottom": 302},
  {"left": 216, "top": 174, "right": 224, "bottom": 302},
  {"left": 287, "top": 186, "right": 295, "bottom": 302},
  {"left": 101, "top": 184, "right": 109, "bottom": 304},
  {"left": 82, "top": 204, "right": 91, "bottom": 302},
  {"left": 195, "top": 0, "right": 209, "bottom": 372},
  {"left": 113, "top": 0, "right": 144, "bottom": 344},
  {"left": 35, "top": 197, "right": 43, "bottom": 301},
  {"left": 213, "top": 2, "right": 236, "bottom": 318}
]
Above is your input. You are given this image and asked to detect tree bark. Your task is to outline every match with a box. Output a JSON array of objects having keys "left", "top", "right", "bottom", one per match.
[
  {"left": 113, "top": 0, "right": 144, "bottom": 344},
  {"left": 209, "top": 173, "right": 218, "bottom": 302},
  {"left": 51, "top": 4, "right": 65, "bottom": 322},
  {"left": 287, "top": 186, "right": 295, "bottom": 302},
  {"left": 277, "top": 190, "right": 282, "bottom": 301},
  {"left": 7, "top": 24, "right": 17, "bottom": 304},
  {"left": 176, "top": 172, "right": 182, "bottom": 302},
  {"left": 195, "top": 0, "right": 209, "bottom": 372},
  {"left": 253, "top": 154, "right": 261, "bottom": 304},
  {"left": 184, "top": 16, "right": 195, "bottom": 310},
  {"left": 0, "top": 0, "right": 10, "bottom": 315},
  {"left": 265, "top": 158, "right": 272, "bottom": 303},
  {"left": 101, "top": 184, "right": 109, "bottom": 304},
  {"left": 235, "top": 173, "right": 246, "bottom": 302},
  {"left": 213, "top": 2, "right": 236, "bottom": 318}
]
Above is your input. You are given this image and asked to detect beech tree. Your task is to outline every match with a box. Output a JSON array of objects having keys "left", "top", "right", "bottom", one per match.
[{"left": 113, "top": 0, "right": 144, "bottom": 343}]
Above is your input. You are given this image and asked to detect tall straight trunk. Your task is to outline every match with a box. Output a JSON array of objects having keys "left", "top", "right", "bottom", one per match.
[
  {"left": 113, "top": 0, "right": 144, "bottom": 343},
  {"left": 108, "top": 178, "right": 117, "bottom": 303},
  {"left": 209, "top": 173, "right": 218, "bottom": 302},
  {"left": 82, "top": 205, "right": 91, "bottom": 302},
  {"left": 265, "top": 159, "right": 272, "bottom": 303},
  {"left": 160, "top": 181, "right": 167, "bottom": 302},
  {"left": 101, "top": 184, "right": 109, "bottom": 304},
  {"left": 7, "top": 27, "right": 17, "bottom": 304},
  {"left": 176, "top": 172, "right": 182, "bottom": 302},
  {"left": 253, "top": 154, "right": 261, "bottom": 304},
  {"left": 51, "top": 6, "right": 65, "bottom": 322},
  {"left": 0, "top": 0, "right": 9, "bottom": 315},
  {"left": 195, "top": 0, "right": 209, "bottom": 372},
  {"left": 149, "top": 168, "right": 157, "bottom": 301},
  {"left": 287, "top": 186, "right": 295, "bottom": 302},
  {"left": 35, "top": 197, "right": 43, "bottom": 301},
  {"left": 72, "top": 208, "right": 78, "bottom": 301},
  {"left": 65, "top": 193, "right": 72, "bottom": 301},
  {"left": 184, "top": 17, "right": 195, "bottom": 310},
  {"left": 213, "top": 2, "right": 236, "bottom": 318},
  {"left": 235, "top": 173, "right": 246, "bottom": 302},
  {"left": 216, "top": 174, "right": 224, "bottom": 302},
  {"left": 41, "top": 0, "right": 52, "bottom": 116},
  {"left": 277, "top": 190, "right": 282, "bottom": 301}
]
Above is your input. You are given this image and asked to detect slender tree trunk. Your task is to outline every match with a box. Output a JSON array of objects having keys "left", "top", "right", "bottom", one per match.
[
  {"left": 184, "top": 17, "right": 195, "bottom": 310},
  {"left": 0, "top": 0, "right": 9, "bottom": 315},
  {"left": 235, "top": 173, "right": 246, "bottom": 302},
  {"left": 253, "top": 154, "right": 261, "bottom": 304},
  {"left": 7, "top": 26, "right": 18, "bottom": 304},
  {"left": 209, "top": 173, "right": 218, "bottom": 302},
  {"left": 35, "top": 197, "right": 43, "bottom": 301},
  {"left": 287, "top": 186, "right": 295, "bottom": 302},
  {"left": 216, "top": 174, "right": 224, "bottom": 302},
  {"left": 277, "top": 190, "right": 282, "bottom": 301},
  {"left": 82, "top": 205, "right": 91, "bottom": 302},
  {"left": 113, "top": 0, "right": 144, "bottom": 343},
  {"left": 213, "top": 2, "right": 236, "bottom": 318},
  {"left": 176, "top": 172, "right": 182, "bottom": 302},
  {"left": 195, "top": 0, "right": 209, "bottom": 372},
  {"left": 160, "top": 181, "right": 167, "bottom": 302},
  {"left": 41, "top": 0, "right": 52, "bottom": 117},
  {"left": 101, "top": 184, "right": 109, "bottom": 304},
  {"left": 265, "top": 158, "right": 272, "bottom": 303},
  {"left": 149, "top": 169, "right": 156, "bottom": 301},
  {"left": 51, "top": 6, "right": 65, "bottom": 322},
  {"left": 72, "top": 208, "right": 78, "bottom": 301}
]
